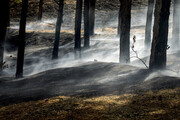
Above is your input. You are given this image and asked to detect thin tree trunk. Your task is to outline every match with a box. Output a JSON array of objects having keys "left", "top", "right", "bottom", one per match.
[
  {"left": 16, "top": 0, "right": 28, "bottom": 78},
  {"left": 84, "top": 0, "right": 90, "bottom": 48},
  {"left": 145, "top": 0, "right": 154, "bottom": 49},
  {"left": 149, "top": 0, "right": 171, "bottom": 70},
  {"left": 119, "top": 0, "right": 132, "bottom": 63},
  {"left": 0, "top": 0, "right": 10, "bottom": 72},
  {"left": 117, "top": 0, "right": 121, "bottom": 36},
  {"left": 38, "top": 0, "right": 43, "bottom": 21},
  {"left": 52, "top": 0, "right": 64, "bottom": 59},
  {"left": 89, "top": 0, "right": 96, "bottom": 36},
  {"left": 74, "top": 0, "right": 83, "bottom": 58},
  {"left": 172, "top": 0, "right": 180, "bottom": 49}
]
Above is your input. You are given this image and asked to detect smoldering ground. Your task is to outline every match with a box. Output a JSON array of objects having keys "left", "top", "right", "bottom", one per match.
[{"left": 0, "top": 0, "right": 180, "bottom": 107}]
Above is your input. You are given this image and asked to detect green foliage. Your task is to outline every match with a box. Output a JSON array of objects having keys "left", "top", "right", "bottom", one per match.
[
  {"left": 10, "top": 0, "right": 22, "bottom": 8},
  {"left": 11, "top": 0, "right": 22, "bottom": 4}
]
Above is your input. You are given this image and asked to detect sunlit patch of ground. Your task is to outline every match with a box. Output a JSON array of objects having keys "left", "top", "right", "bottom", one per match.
[{"left": 0, "top": 88, "right": 179, "bottom": 120}]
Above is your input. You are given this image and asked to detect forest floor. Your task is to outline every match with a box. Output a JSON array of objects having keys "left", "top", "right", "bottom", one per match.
[
  {"left": 0, "top": 0, "right": 180, "bottom": 120},
  {"left": 0, "top": 62, "right": 180, "bottom": 120}
]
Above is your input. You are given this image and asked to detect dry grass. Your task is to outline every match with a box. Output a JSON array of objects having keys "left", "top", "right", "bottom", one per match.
[{"left": 0, "top": 88, "right": 180, "bottom": 120}]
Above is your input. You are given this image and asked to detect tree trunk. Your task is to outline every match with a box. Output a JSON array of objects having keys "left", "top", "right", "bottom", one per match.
[
  {"left": 38, "top": 0, "right": 43, "bottom": 21},
  {"left": 119, "top": 0, "right": 132, "bottom": 63},
  {"left": 0, "top": 0, "right": 10, "bottom": 72},
  {"left": 149, "top": 0, "right": 171, "bottom": 70},
  {"left": 16, "top": 0, "right": 28, "bottom": 78},
  {"left": 145, "top": 0, "right": 154, "bottom": 49},
  {"left": 117, "top": 0, "right": 121, "bottom": 36},
  {"left": 172, "top": 0, "right": 180, "bottom": 49},
  {"left": 74, "top": 0, "right": 83, "bottom": 58},
  {"left": 89, "top": 0, "right": 96, "bottom": 36},
  {"left": 52, "top": 0, "right": 64, "bottom": 59},
  {"left": 84, "top": 0, "right": 90, "bottom": 48}
]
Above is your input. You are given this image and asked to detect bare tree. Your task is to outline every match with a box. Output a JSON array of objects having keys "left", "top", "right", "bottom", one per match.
[
  {"left": 84, "top": 0, "right": 90, "bottom": 48},
  {"left": 38, "top": 0, "right": 43, "bottom": 21},
  {"left": 149, "top": 0, "right": 171, "bottom": 70},
  {"left": 52, "top": 0, "right": 64, "bottom": 59},
  {"left": 119, "top": 0, "right": 132, "bottom": 63},
  {"left": 16, "top": 0, "right": 28, "bottom": 78},
  {"left": 117, "top": 0, "right": 121, "bottom": 36},
  {"left": 172, "top": 0, "right": 180, "bottom": 49},
  {"left": 74, "top": 0, "right": 83, "bottom": 58},
  {"left": 89, "top": 0, "right": 96, "bottom": 36},
  {"left": 145, "top": 0, "right": 154, "bottom": 49},
  {"left": 0, "top": 0, "right": 10, "bottom": 72}
]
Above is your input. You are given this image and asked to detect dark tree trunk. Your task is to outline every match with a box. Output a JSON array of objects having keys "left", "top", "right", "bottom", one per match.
[
  {"left": 117, "top": 0, "right": 121, "bottom": 36},
  {"left": 89, "top": 0, "right": 96, "bottom": 36},
  {"left": 52, "top": 0, "right": 64, "bottom": 59},
  {"left": 7, "top": 15, "right": 10, "bottom": 28},
  {"left": 84, "top": 0, "right": 90, "bottom": 48},
  {"left": 16, "top": 0, "right": 28, "bottom": 78},
  {"left": 119, "top": 0, "right": 132, "bottom": 63},
  {"left": 74, "top": 0, "right": 83, "bottom": 58},
  {"left": 172, "top": 0, "right": 180, "bottom": 49},
  {"left": 145, "top": 0, "right": 154, "bottom": 49},
  {"left": 38, "top": 0, "right": 43, "bottom": 21},
  {"left": 149, "top": 0, "right": 171, "bottom": 70},
  {"left": 0, "top": 0, "right": 10, "bottom": 72}
]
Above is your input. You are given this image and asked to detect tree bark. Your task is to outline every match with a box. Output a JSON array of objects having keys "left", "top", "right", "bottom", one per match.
[
  {"left": 16, "top": 0, "right": 28, "bottom": 78},
  {"left": 89, "top": 0, "right": 96, "bottom": 36},
  {"left": 74, "top": 0, "right": 83, "bottom": 58},
  {"left": 119, "top": 0, "right": 132, "bottom": 63},
  {"left": 52, "top": 0, "right": 64, "bottom": 59},
  {"left": 117, "top": 0, "right": 121, "bottom": 36},
  {"left": 145, "top": 0, "right": 154, "bottom": 49},
  {"left": 149, "top": 0, "right": 171, "bottom": 70},
  {"left": 84, "top": 0, "right": 90, "bottom": 48},
  {"left": 0, "top": 0, "right": 10, "bottom": 72},
  {"left": 172, "top": 0, "right": 180, "bottom": 49},
  {"left": 38, "top": 0, "right": 43, "bottom": 21}
]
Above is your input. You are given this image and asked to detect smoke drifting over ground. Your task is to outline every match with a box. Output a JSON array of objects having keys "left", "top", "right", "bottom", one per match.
[
  {"left": 3, "top": 3, "right": 180, "bottom": 79},
  {"left": 1, "top": 1, "right": 180, "bottom": 112}
]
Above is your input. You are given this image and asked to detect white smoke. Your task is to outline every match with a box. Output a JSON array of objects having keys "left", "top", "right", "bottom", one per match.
[{"left": 4, "top": 3, "right": 180, "bottom": 79}]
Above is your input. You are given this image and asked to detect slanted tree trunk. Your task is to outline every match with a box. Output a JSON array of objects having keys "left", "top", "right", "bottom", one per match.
[
  {"left": 117, "top": 0, "right": 121, "bottom": 36},
  {"left": 74, "top": 0, "right": 83, "bottom": 58},
  {"left": 84, "top": 0, "right": 90, "bottom": 48},
  {"left": 16, "top": 0, "right": 28, "bottom": 78},
  {"left": 0, "top": 0, "right": 10, "bottom": 72},
  {"left": 145, "top": 0, "right": 154, "bottom": 49},
  {"left": 89, "top": 0, "right": 96, "bottom": 36},
  {"left": 172, "top": 0, "right": 180, "bottom": 49},
  {"left": 149, "top": 0, "right": 171, "bottom": 70},
  {"left": 52, "top": 0, "right": 64, "bottom": 59},
  {"left": 38, "top": 0, "right": 43, "bottom": 21},
  {"left": 119, "top": 0, "right": 132, "bottom": 63}
]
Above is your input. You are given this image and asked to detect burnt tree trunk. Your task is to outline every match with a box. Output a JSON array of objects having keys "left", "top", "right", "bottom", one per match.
[
  {"left": 52, "top": 0, "right": 64, "bottom": 59},
  {"left": 0, "top": 0, "right": 10, "bottom": 72},
  {"left": 38, "top": 0, "right": 43, "bottom": 21},
  {"left": 89, "top": 0, "right": 96, "bottom": 36},
  {"left": 16, "top": 0, "right": 28, "bottom": 78},
  {"left": 74, "top": 0, "right": 83, "bottom": 58},
  {"left": 149, "top": 0, "right": 171, "bottom": 70},
  {"left": 84, "top": 0, "right": 90, "bottom": 48},
  {"left": 119, "top": 0, "right": 132, "bottom": 63},
  {"left": 172, "top": 0, "right": 180, "bottom": 49},
  {"left": 117, "top": 0, "right": 121, "bottom": 36},
  {"left": 145, "top": 0, "right": 154, "bottom": 49}
]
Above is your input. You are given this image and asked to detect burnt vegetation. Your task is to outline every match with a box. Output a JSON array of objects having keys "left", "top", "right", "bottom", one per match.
[{"left": 0, "top": 0, "right": 180, "bottom": 119}]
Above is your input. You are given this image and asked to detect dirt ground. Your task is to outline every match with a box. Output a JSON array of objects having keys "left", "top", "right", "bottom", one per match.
[{"left": 0, "top": 88, "right": 179, "bottom": 120}]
